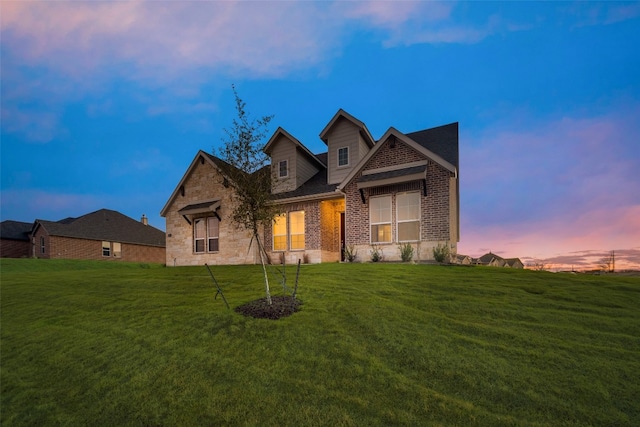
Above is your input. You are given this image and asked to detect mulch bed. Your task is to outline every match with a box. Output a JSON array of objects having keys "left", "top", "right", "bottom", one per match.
[{"left": 234, "top": 295, "right": 302, "bottom": 320}]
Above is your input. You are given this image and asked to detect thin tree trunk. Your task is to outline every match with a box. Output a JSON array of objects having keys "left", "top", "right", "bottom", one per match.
[{"left": 254, "top": 231, "right": 272, "bottom": 305}]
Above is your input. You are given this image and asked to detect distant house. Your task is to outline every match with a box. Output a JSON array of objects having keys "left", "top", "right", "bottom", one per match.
[
  {"left": 475, "top": 252, "right": 523, "bottom": 269},
  {"left": 31, "top": 209, "right": 166, "bottom": 263},
  {"left": 0, "top": 220, "right": 32, "bottom": 258},
  {"left": 453, "top": 253, "right": 472, "bottom": 265},
  {"left": 162, "top": 109, "right": 459, "bottom": 266}
]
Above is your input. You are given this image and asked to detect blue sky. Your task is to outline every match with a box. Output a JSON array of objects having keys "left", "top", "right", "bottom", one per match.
[{"left": 2, "top": 1, "right": 639, "bottom": 269}]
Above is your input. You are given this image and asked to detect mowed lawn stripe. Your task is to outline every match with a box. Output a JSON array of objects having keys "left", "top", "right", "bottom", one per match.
[{"left": 1, "top": 259, "right": 638, "bottom": 426}]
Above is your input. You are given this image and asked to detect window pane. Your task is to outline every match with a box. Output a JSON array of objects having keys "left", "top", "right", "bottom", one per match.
[
  {"left": 273, "top": 214, "right": 286, "bottom": 236},
  {"left": 338, "top": 147, "right": 349, "bottom": 166},
  {"left": 398, "top": 221, "right": 420, "bottom": 241},
  {"left": 113, "top": 242, "right": 122, "bottom": 257},
  {"left": 290, "top": 211, "right": 304, "bottom": 250},
  {"left": 370, "top": 196, "right": 391, "bottom": 223},
  {"left": 195, "top": 240, "right": 205, "bottom": 253},
  {"left": 273, "top": 236, "right": 287, "bottom": 251},
  {"left": 102, "top": 241, "right": 110, "bottom": 257},
  {"left": 397, "top": 192, "right": 420, "bottom": 221},
  {"left": 279, "top": 160, "right": 288, "bottom": 177},
  {"left": 371, "top": 224, "right": 391, "bottom": 243},
  {"left": 207, "top": 217, "right": 219, "bottom": 238},
  {"left": 194, "top": 219, "right": 205, "bottom": 238},
  {"left": 208, "top": 238, "right": 219, "bottom": 252},
  {"left": 289, "top": 211, "right": 304, "bottom": 234}
]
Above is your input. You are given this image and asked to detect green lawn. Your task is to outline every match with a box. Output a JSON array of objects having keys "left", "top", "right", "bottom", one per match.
[{"left": 1, "top": 259, "right": 639, "bottom": 426}]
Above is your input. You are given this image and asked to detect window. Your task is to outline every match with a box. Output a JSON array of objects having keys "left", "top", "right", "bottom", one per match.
[
  {"left": 194, "top": 217, "right": 219, "bottom": 253},
  {"left": 207, "top": 217, "right": 219, "bottom": 252},
  {"left": 370, "top": 196, "right": 392, "bottom": 243},
  {"left": 289, "top": 211, "right": 305, "bottom": 250},
  {"left": 40, "top": 236, "right": 45, "bottom": 254},
  {"left": 279, "top": 160, "right": 288, "bottom": 178},
  {"left": 194, "top": 218, "right": 206, "bottom": 253},
  {"left": 102, "top": 241, "right": 111, "bottom": 257},
  {"left": 397, "top": 192, "right": 420, "bottom": 241},
  {"left": 338, "top": 147, "right": 349, "bottom": 167},
  {"left": 273, "top": 214, "right": 287, "bottom": 251},
  {"left": 113, "top": 242, "right": 122, "bottom": 258}
]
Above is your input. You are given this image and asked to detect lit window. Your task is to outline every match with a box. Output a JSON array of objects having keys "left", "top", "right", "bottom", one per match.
[
  {"left": 194, "top": 218, "right": 206, "bottom": 253},
  {"left": 289, "top": 211, "right": 305, "bottom": 250},
  {"left": 102, "top": 241, "right": 111, "bottom": 257},
  {"left": 397, "top": 192, "right": 420, "bottom": 241},
  {"left": 279, "top": 160, "right": 288, "bottom": 178},
  {"left": 273, "top": 214, "right": 287, "bottom": 251},
  {"left": 113, "top": 242, "right": 122, "bottom": 258},
  {"left": 207, "top": 217, "right": 219, "bottom": 252},
  {"left": 338, "top": 147, "right": 349, "bottom": 167},
  {"left": 370, "top": 196, "right": 391, "bottom": 243}
]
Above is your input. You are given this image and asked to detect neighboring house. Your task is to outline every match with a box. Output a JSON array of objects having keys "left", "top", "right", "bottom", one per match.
[
  {"left": 453, "top": 254, "right": 472, "bottom": 265},
  {"left": 475, "top": 252, "right": 523, "bottom": 269},
  {"left": 31, "top": 209, "right": 166, "bottom": 263},
  {"left": 0, "top": 220, "right": 32, "bottom": 258},
  {"left": 162, "top": 109, "right": 459, "bottom": 266}
]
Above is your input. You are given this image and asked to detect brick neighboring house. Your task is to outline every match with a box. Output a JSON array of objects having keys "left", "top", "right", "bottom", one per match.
[
  {"left": 162, "top": 109, "right": 459, "bottom": 266},
  {"left": 31, "top": 209, "right": 166, "bottom": 263},
  {"left": 0, "top": 220, "right": 32, "bottom": 258}
]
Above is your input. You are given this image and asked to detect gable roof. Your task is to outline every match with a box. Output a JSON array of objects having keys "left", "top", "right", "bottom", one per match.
[
  {"left": 160, "top": 151, "right": 239, "bottom": 217},
  {"left": 337, "top": 127, "right": 457, "bottom": 191},
  {"left": 406, "top": 122, "right": 459, "bottom": 168},
  {"left": 263, "top": 127, "right": 326, "bottom": 169},
  {"left": 33, "top": 209, "right": 165, "bottom": 247},
  {"left": 0, "top": 220, "right": 32, "bottom": 241},
  {"left": 319, "top": 109, "right": 375, "bottom": 148}
]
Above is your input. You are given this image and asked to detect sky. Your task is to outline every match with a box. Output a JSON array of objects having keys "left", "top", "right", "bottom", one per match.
[{"left": 2, "top": 1, "right": 639, "bottom": 270}]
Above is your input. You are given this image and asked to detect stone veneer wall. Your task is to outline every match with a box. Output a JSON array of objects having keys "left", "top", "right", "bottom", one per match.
[{"left": 164, "top": 157, "right": 257, "bottom": 266}]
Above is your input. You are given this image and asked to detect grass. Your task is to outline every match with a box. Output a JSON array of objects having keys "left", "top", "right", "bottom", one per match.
[{"left": 1, "top": 259, "right": 639, "bottom": 426}]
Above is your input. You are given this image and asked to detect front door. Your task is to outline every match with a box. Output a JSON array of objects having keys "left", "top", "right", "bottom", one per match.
[{"left": 340, "top": 212, "right": 345, "bottom": 261}]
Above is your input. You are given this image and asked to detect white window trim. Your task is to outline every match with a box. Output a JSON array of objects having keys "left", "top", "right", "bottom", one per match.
[
  {"left": 396, "top": 191, "right": 421, "bottom": 242},
  {"left": 370, "top": 195, "right": 392, "bottom": 244},
  {"left": 194, "top": 216, "right": 220, "bottom": 254},
  {"left": 207, "top": 217, "right": 219, "bottom": 252},
  {"left": 278, "top": 159, "right": 288, "bottom": 179},
  {"left": 337, "top": 146, "right": 349, "bottom": 167}
]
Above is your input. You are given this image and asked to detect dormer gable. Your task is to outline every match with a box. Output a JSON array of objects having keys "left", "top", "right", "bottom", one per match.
[
  {"left": 319, "top": 109, "right": 375, "bottom": 185},
  {"left": 264, "top": 127, "right": 325, "bottom": 194}
]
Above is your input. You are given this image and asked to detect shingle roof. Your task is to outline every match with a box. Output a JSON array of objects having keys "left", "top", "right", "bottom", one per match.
[
  {"left": 406, "top": 122, "right": 459, "bottom": 168},
  {"left": 0, "top": 220, "right": 32, "bottom": 241},
  {"left": 35, "top": 209, "right": 165, "bottom": 247},
  {"left": 270, "top": 167, "right": 339, "bottom": 200},
  {"left": 357, "top": 165, "right": 427, "bottom": 184}
]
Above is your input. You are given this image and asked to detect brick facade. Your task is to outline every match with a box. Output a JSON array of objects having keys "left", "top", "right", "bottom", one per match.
[
  {"left": 343, "top": 138, "right": 457, "bottom": 262},
  {"left": 31, "top": 230, "right": 165, "bottom": 263},
  {"left": 0, "top": 239, "right": 30, "bottom": 258}
]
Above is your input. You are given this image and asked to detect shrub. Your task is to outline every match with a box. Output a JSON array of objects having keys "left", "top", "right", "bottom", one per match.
[
  {"left": 370, "top": 245, "right": 383, "bottom": 262},
  {"left": 343, "top": 245, "right": 357, "bottom": 263},
  {"left": 398, "top": 243, "right": 414, "bottom": 262},
  {"left": 432, "top": 244, "right": 450, "bottom": 263}
]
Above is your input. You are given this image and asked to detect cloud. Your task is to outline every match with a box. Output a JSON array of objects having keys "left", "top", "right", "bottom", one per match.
[
  {"left": 459, "top": 103, "right": 640, "bottom": 268},
  {"left": 0, "top": 189, "right": 104, "bottom": 222}
]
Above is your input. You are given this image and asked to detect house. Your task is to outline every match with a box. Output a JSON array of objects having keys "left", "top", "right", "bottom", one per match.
[
  {"left": 31, "top": 209, "right": 166, "bottom": 263},
  {"left": 161, "top": 109, "right": 459, "bottom": 266},
  {"left": 475, "top": 252, "right": 524, "bottom": 269},
  {"left": 453, "top": 253, "right": 472, "bottom": 265},
  {"left": 0, "top": 220, "right": 32, "bottom": 258}
]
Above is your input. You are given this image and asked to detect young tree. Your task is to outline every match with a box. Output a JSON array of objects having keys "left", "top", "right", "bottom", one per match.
[{"left": 216, "top": 85, "right": 275, "bottom": 304}]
